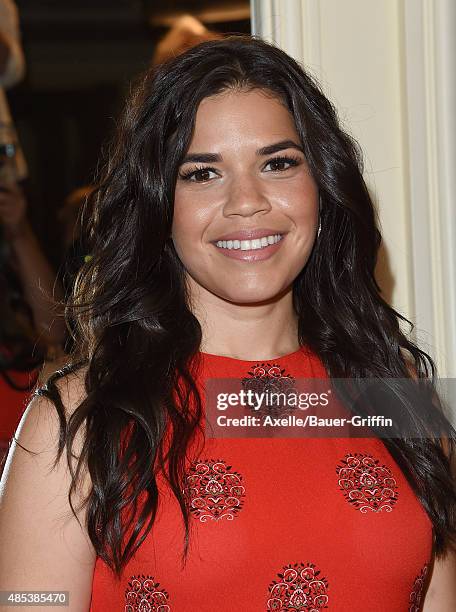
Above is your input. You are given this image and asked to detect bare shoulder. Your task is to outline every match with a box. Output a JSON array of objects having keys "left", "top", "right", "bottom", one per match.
[
  {"left": 0, "top": 364, "right": 96, "bottom": 612},
  {"left": 422, "top": 547, "right": 456, "bottom": 611},
  {"left": 6, "top": 364, "right": 89, "bottom": 462}
]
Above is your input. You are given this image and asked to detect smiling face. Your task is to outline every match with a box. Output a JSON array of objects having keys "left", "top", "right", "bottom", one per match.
[{"left": 172, "top": 87, "right": 319, "bottom": 306}]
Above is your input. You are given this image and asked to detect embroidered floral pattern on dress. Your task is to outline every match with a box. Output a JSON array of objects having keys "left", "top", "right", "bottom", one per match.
[
  {"left": 124, "top": 574, "right": 170, "bottom": 612},
  {"left": 267, "top": 562, "right": 329, "bottom": 610},
  {"left": 184, "top": 458, "right": 246, "bottom": 521},
  {"left": 336, "top": 452, "right": 399, "bottom": 512},
  {"left": 241, "top": 362, "right": 297, "bottom": 415},
  {"left": 408, "top": 563, "right": 429, "bottom": 611}
]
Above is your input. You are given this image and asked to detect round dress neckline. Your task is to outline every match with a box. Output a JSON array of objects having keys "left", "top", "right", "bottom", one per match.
[{"left": 197, "top": 345, "right": 306, "bottom": 363}]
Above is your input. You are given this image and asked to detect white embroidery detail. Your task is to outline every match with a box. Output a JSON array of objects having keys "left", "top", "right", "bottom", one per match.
[
  {"left": 336, "top": 452, "right": 399, "bottom": 512},
  {"left": 184, "top": 459, "right": 245, "bottom": 521}
]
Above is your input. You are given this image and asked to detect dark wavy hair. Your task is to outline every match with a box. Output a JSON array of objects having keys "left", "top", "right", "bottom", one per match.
[{"left": 23, "top": 34, "right": 456, "bottom": 578}]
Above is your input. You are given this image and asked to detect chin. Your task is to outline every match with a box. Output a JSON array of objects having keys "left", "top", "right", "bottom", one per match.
[{"left": 218, "top": 287, "right": 287, "bottom": 305}]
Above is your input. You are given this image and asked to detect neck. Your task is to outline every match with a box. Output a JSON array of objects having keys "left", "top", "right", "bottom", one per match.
[{"left": 189, "top": 281, "right": 300, "bottom": 361}]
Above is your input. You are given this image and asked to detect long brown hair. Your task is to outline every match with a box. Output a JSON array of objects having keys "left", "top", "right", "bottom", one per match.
[{"left": 22, "top": 34, "right": 456, "bottom": 579}]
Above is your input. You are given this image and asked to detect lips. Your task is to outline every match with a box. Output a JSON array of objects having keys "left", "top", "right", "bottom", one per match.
[{"left": 211, "top": 228, "right": 287, "bottom": 242}]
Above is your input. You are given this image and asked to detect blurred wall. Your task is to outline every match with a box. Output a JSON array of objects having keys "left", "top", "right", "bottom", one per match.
[{"left": 252, "top": 0, "right": 456, "bottom": 378}]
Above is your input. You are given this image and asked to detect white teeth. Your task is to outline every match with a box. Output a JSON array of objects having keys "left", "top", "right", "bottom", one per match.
[{"left": 215, "top": 234, "right": 283, "bottom": 250}]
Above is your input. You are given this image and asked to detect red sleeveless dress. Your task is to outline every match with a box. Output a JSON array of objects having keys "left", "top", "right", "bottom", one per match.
[
  {"left": 89, "top": 346, "right": 433, "bottom": 611},
  {"left": 0, "top": 368, "right": 38, "bottom": 475}
]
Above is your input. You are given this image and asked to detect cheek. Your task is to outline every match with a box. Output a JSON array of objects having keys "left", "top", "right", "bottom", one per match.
[
  {"left": 172, "top": 190, "right": 195, "bottom": 241},
  {"left": 173, "top": 183, "right": 218, "bottom": 224},
  {"left": 269, "top": 174, "right": 318, "bottom": 211},
  {"left": 295, "top": 204, "right": 319, "bottom": 231},
  {"left": 171, "top": 192, "right": 213, "bottom": 257},
  {"left": 274, "top": 197, "right": 319, "bottom": 238}
]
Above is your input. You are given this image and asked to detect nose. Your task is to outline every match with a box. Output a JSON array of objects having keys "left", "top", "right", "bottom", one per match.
[{"left": 222, "top": 172, "right": 272, "bottom": 218}]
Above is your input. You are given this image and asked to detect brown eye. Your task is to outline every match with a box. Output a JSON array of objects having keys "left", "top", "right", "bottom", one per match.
[
  {"left": 179, "top": 166, "right": 218, "bottom": 182},
  {"left": 193, "top": 169, "right": 214, "bottom": 182},
  {"left": 264, "top": 156, "right": 301, "bottom": 172},
  {"left": 269, "top": 160, "right": 288, "bottom": 171}
]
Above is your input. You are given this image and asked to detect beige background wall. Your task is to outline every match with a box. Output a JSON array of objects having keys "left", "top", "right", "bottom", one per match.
[{"left": 251, "top": 0, "right": 456, "bottom": 379}]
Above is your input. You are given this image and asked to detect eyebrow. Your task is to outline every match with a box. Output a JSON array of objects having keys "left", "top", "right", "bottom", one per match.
[{"left": 180, "top": 139, "right": 304, "bottom": 165}]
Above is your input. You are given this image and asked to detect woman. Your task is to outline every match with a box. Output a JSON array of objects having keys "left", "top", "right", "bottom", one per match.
[{"left": 0, "top": 35, "right": 455, "bottom": 611}]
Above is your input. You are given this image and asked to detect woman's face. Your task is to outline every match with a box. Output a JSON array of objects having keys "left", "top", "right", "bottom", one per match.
[{"left": 172, "top": 88, "right": 319, "bottom": 305}]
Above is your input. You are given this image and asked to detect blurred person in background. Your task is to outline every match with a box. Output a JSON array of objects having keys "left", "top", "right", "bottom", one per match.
[
  {"left": 151, "top": 13, "right": 223, "bottom": 66},
  {"left": 0, "top": 0, "right": 32, "bottom": 467},
  {"left": 0, "top": 0, "right": 67, "bottom": 468},
  {"left": 0, "top": 0, "right": 27, "bottom": 181},
  {"left": 0, "top": 181, "right": 66, "bottom": 351},
  {"left": 0, "top": 181, "right": 66, "bottom": 471}
]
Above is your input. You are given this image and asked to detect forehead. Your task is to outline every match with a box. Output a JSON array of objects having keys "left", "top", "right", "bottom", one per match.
[{"left": 189, "top": 89, "right": 299, "bottom": 148}]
